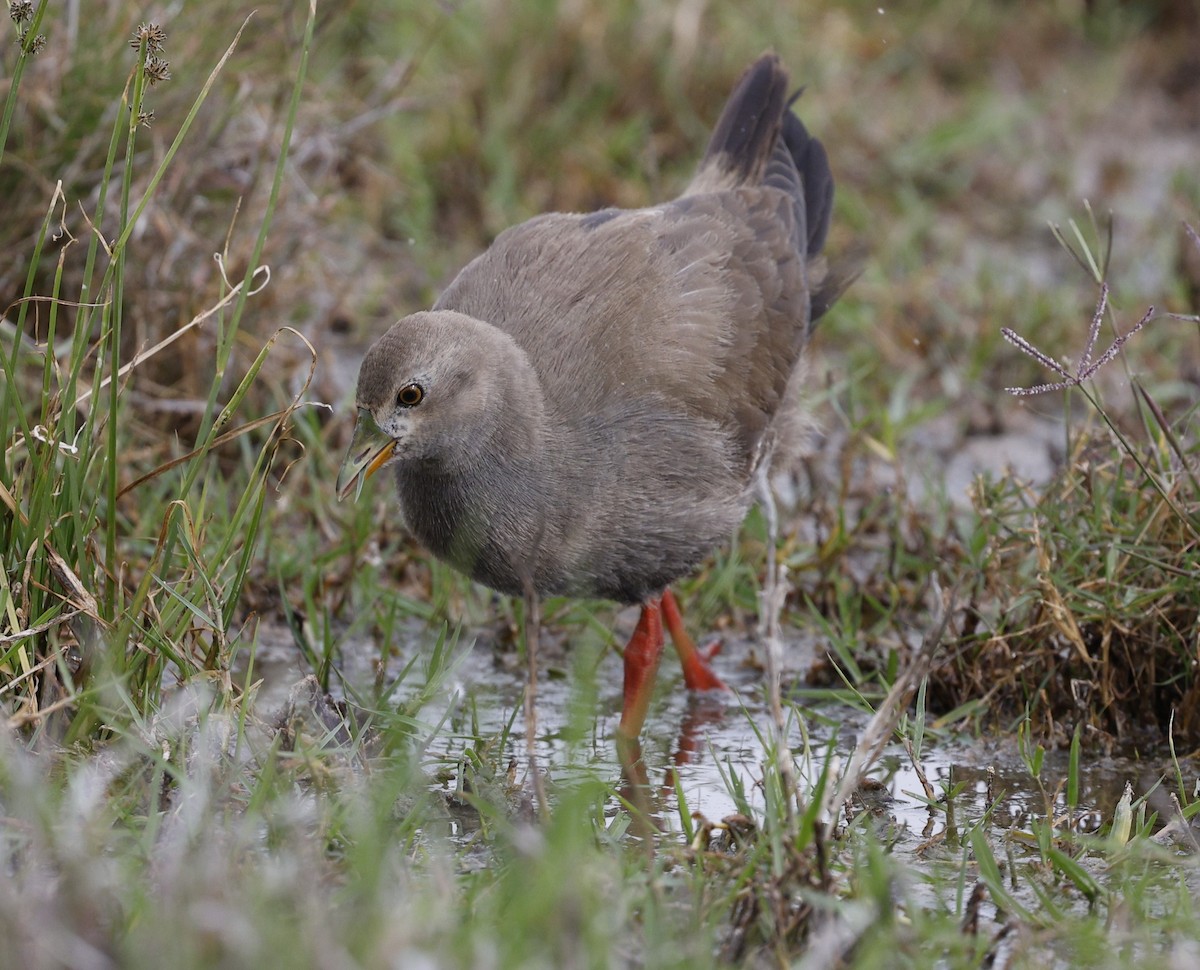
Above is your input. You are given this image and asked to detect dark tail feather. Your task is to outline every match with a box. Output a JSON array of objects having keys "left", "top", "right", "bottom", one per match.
[
  {"left": 692, "top": 53, "right": 853, "bottom": 327},
  {"left": 779, "top": 107, "right": 833, "bottom": 258},
  {"left": 776, "top": 90, "right": 850, "bottom": 326},
  {"left": 695, "top": 53, "right": 789, "bottom": 189},
  {"left": 696, "top": 55, "right": 835, "bottom": 262}
]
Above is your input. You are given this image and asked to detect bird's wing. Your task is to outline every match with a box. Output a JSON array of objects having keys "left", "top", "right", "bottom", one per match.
[{"left": 433, "top": 188, "right": 810, "bottom": 470}]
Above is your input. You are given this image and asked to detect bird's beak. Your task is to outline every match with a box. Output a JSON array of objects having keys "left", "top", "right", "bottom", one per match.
[{"left": 337, "top": 409, "right": 397, "bottom": 501}]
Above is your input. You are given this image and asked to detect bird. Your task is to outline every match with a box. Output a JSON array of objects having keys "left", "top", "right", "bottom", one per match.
[{"left": 337, "top": 52, "right": 852, "bottom": 768}]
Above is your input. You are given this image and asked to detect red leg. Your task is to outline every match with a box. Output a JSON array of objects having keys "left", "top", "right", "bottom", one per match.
[
  {"left": 662, "top": 589, "right": 728, "bottom": 692},
  {"left": 617, "top": 599, "right": 666, "bottom": 744}
]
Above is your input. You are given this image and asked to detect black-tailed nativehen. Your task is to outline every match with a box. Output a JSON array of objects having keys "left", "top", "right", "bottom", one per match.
[{"left": 338, "top": 52, "right": 851, "bottom": 762}]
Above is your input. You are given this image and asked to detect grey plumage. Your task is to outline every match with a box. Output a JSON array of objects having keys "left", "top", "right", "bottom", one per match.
[{"left": 343, "top": 53, "right": 850, "bottom": 606}]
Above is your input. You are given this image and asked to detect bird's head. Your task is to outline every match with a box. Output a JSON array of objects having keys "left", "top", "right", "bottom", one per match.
[{"left": 336, "top": 310, "right": 538, "bottom": 500}]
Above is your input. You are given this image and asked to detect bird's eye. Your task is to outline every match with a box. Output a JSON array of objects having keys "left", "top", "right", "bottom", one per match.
[{"left": 396, "top": 383, "right": 424, "bottom": 408}]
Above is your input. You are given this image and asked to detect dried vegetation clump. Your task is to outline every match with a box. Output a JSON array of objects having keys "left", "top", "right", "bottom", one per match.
[{"left": 939, "top": 431, "right": 1199, "bottom": 747}]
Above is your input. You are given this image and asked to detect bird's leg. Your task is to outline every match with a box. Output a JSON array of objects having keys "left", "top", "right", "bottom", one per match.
[
  {"left": 615, "top": 599, "right": 666, "bottom": 771},
  {"left": 661, "top": 588, "right": 727, "bottom": 692},
  {"left": 615, "top": 599, "right": 667, "bottom": 841}
]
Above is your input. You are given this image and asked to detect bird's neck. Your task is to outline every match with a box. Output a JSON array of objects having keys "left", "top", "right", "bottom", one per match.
[
  {"left": 396, "top": 395, "right": 551, "bottom": 597},
  {"left": 448, "top": 343, "right": 549, "bottom": 474}
]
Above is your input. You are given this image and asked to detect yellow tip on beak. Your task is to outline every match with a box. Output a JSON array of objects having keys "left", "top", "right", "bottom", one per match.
[{"left": 336, "top": 410, "right": 397, "bottom": 501}]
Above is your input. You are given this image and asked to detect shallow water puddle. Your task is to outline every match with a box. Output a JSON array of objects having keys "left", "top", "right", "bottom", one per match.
[{"left": 248, "top": 615, "right": 1189, "bottom": 889}]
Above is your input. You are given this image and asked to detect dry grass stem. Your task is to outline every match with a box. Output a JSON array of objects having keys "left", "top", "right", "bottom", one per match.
[{"left": 1002, "top": 283, "right": 1154, "bottom": 396}]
